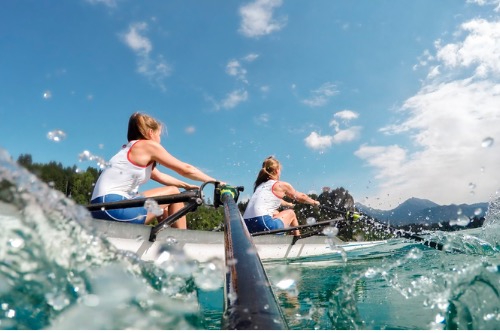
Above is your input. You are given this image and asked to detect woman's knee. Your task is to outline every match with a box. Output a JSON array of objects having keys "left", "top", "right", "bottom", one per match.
[{"left": 283, "top": 209, "right": 297, "bottom": 219}]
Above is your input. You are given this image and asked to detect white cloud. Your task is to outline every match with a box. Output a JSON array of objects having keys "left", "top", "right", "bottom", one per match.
[
  {"left": 435, "top": 19, "right": 500, "bottom": 78},
  {"left": 239, "top": 0, "right": 287, "bottom": 38},
  {"left": 301, "top": 82, "right": 338, "bottom": 107},
  {"left": 220, "top": 89, "right": 249, "bottom": 110},
  {"left": 226, "top": 60, "right": 248, "bottom": 83},
  {"left": 304, "top": 132, "right": 334, "bottom": 150},
  {"left": 121, "top": 22, "right": 171, "bottom": 91},
  {"left": 467, "top": 0, "right": 500, "bottom": 12},
  {"left": 334, "top": 110, "right": 359, "bottom": 121},
  {"left": 357, "top": 18, "right": 500, "bottom": 209},
  {"left": 243, "top": 53, "right": 260, "bottom": 62},
  {"left": 254, "top": 113, "right": 270, "bottom": 125},
  {"left": 333, "top": 126, "right": 362, "bottom": 144},
  {"left": 304, "top": 110, "right": 361, "bottom": 150},
  {"left": 123, "top": 22, "right": 152, "bottom": 53}
]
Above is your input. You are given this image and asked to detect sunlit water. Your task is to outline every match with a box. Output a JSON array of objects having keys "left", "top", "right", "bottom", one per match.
[{"left": 1, "top": 149, "right": 499, "bottom": 330}]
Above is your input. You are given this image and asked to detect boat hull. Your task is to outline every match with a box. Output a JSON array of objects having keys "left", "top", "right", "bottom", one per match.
[{"left": 86, "top": 218, "right": 397, "bottom": 264}]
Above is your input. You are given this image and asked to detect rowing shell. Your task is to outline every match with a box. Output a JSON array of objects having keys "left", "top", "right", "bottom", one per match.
[{"left": 85, "top": 218, "right": 403, "bottom": 264}]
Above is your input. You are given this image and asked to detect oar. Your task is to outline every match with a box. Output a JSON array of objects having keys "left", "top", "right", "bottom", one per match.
[
  {"left": 250, "top": 218, "right": 344, "bottom": 237},
  {"left": 319, "top": 205, "right": 455, "bottom": 252},
  {"left": 85, "top": 190, "right": 199, "bottom": 211}
]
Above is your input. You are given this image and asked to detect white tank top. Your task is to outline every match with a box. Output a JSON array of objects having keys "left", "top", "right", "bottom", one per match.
[
  {"left": 243, "top": 180, "right": 282, "bottom": 218},
  {"left": 91, "top": 140, "right": 153, "bottom": 199}
]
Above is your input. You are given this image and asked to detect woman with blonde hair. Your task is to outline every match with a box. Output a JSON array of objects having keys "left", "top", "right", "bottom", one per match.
[
  {"left": 90, "top": 112, "right": 219, "bottom": 228},
  {"left": 243, "top": 156, "right": 319, "bottom": 236}
]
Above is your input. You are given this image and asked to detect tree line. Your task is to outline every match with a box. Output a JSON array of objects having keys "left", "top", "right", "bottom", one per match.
[{"left": 15, "top": 154, "right": 483, "bottom": 241}]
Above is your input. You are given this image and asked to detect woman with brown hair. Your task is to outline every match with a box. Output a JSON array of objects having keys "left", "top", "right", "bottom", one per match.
[
  {"left": 90, "top": 112, "right": 219, "bottom": 228},
  {"left": 243, "top": 156, "right": 319, "bottom": 236}
]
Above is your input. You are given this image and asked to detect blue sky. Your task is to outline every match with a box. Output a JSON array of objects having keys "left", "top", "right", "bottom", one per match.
[{"left": 2, "top": 0, "right": 500, "bottom": 210}]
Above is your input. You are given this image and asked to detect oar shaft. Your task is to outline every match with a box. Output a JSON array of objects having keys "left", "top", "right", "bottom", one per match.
[
  {"left": 250, "top": 218, "right": 343, "bottom": 237},
  {"left": 85, "top": 190, "right": 199, "bottom": 211}
]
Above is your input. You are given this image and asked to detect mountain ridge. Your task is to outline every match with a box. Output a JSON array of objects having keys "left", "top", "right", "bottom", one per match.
[{"left": 355, "top": 197, "right": 488, "bottom": 226}]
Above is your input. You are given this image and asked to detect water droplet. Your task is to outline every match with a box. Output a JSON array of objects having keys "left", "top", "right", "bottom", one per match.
[
  {"left": 144, "top": 199, "right": 163, "bottom": 216},
  {"left": 193, "top": 259, "right": 224, "bottom": 291},
  {"left": 43, "top": 90, "right": 52, "bottom": 99},
  {"left": 474, "top": 208, "right": 483, "bottom": 215},
  {"left": 276, "top": 278, "right": 295, "bottom": 290},
  {"left": 364, "top": 268, "right": 377, "bottom": 278},
  {"left": 322, "top": 226, "right": 338, "bottom": 237},
  {"left": 468, "top": 182, "right": 476, "bottom": 190},
  {"left": 450, "top": 215, "right": 470, "bottom": 227},
  {"left": 47, "top": 130, "right": 67, "bottom": 142},
  {"left": 306, "top": 217, "right": 316, "bottom": 225},
  {"left": 434, "top": 313, "right": 445, "bottom": 323},
  {"left": 8, "top": 237, "right": 24, "bottom": 249},
  {"left": 406, "top": 248, "right": 422, "bottom": 260},
  {"left": 164, "top": 236, "right": 178, "bottom": 246},
  {"left": 6, "top": 309, "right": 15, "bottom": 318},
  {"left": 46, "top": 293, "right": 70, "bottom": 311},
  {"left": 481, "top": 137, "right": 494, "bottom": 148}
]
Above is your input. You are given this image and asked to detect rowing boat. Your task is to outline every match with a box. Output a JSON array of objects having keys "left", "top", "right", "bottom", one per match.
[
  {"left": 83, "top": 184, "right": 413, "bottom": 265},
  {"left": 83, "top": 217, "right": 398, "bottom": 264}
]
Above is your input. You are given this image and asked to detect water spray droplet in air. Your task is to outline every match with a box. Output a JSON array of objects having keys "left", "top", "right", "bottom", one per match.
[
  {"left": 306, "top": 217, "right": 316, "bottom": 225},
  {"left": 43, "top": 90, "right": 52, "bottom": 100},
  {"left": 481, "top": 137, "right": 494, "bottom": 148},
  {"left": 47, "top": 130, "right": 67, "bottom": 142}
]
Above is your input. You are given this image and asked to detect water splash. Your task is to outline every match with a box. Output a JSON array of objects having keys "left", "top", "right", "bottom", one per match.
[
  {"left": 0, "top": 149, "right": 207, "bottom": 329},
  {"left": 47, "top": 130, "right": 67, "bottom": 142},
  {"left": 481, "top": 137, "right": 494, "bottom": 148},
  {"left": 43, "top": 90, "right": 52, "bottom": 100}
]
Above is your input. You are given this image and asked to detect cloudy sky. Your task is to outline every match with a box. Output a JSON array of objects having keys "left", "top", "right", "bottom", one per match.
[{"left": 1, "top": 0, "right": 499, "bottom": 210}]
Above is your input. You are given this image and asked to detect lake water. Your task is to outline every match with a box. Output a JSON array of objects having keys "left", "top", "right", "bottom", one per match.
[{"left": 1, "top": 149, "right": 499, "bottom": 330}]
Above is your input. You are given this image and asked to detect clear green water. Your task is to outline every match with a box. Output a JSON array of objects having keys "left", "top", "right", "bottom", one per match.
[{"left": 1, "top": 151, "right": 499, "bottom": 330}]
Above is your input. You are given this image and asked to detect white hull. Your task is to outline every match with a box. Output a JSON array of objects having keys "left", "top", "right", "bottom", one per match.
[{"left": 86, "top": 219, "right": 402, "bottom": 264}]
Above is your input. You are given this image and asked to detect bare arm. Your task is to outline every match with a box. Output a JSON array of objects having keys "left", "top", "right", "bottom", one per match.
[
  {"left": 280, "top": 199, "right": 295, "bottom": 208},
  {"left": 279, "top": 182, "right": 319, "bottom": 206},
  {"left": 150, "top": 168, "right": 200, "bottom": 190},
  {"left": 145, "top": 141, "right": 217, "bottom": 183}
]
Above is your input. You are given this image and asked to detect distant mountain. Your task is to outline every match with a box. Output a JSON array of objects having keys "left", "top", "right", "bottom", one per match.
[{"left": 355, "top": 197, "right": 489, "bottom": 226}]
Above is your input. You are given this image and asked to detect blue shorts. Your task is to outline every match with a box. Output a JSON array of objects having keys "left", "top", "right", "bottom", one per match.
[
  {"left": 244, "top": 215, "right": 285, "bottom": 233},
  {"left": 90, "top": 194, "right": 147, "bottom": 224}
]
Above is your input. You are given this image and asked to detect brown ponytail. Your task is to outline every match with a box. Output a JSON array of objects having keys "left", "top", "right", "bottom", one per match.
[
  {"left": 254, "top": 156, "right": 281, "bottom": 191},
  {"left": 127, "top": 112, "right": 164, "bottom": 141}
]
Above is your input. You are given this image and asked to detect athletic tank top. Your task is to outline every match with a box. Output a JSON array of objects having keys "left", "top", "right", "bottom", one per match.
[
  {"left": 243, "top": 180, "right": 282, "bottom": 218},
  {"left": 91, "top": 140, "right": 154, "bottom": 200}
]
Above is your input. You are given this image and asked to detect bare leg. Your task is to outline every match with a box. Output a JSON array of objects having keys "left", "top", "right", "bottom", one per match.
[
  {"left": 274, "top": 209, "right": 300, "bottom": 236},
  {"left": 143, "top": 186, "right": 187, "bottom": 229}
]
